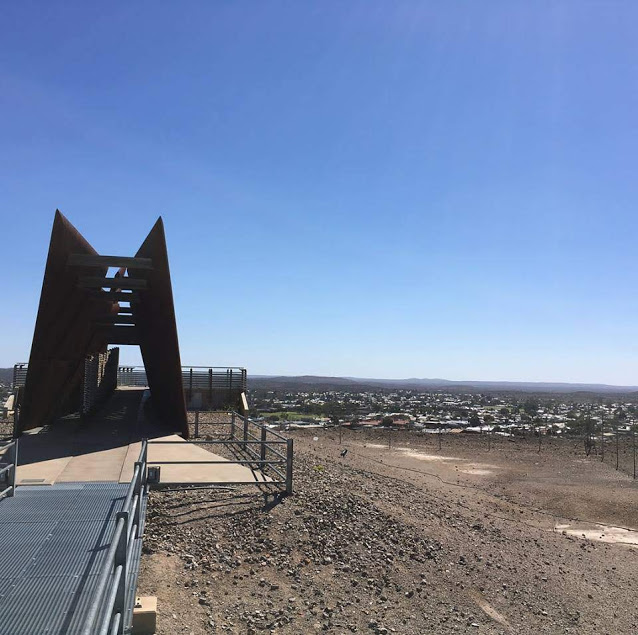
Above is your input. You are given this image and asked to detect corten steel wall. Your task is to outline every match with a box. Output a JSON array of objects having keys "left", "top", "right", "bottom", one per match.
[
  {"left": 19, "top": 212, "right": 188, "bottom": 437},
  {"left": 83, "top": 347, "right": 120, "bottom": 416},
  {"left": 19, "top": 211, "right": 112, "bottom": 432},
  {"left": 131, "top": 218, "right": 188, "bottom": 437}
]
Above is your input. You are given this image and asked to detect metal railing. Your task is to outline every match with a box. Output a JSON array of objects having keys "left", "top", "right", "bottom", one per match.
[
  {"left": 81, "top": 440, "right": 148, "bottom": 635},
  {"left": 12, "top": 363, "right": 28, "bottom": 389},
  {"left": 149, "top": 411, "right": 294, "bottom": 494},
  {"left": 117, "top": 366, "right": 246, "bottom": 390},
  {"left": 117, "top": 366, "right": 247, "bottom": 410},
  {"left": 0, "top": 439, "right": 18, "bottom": 499}
]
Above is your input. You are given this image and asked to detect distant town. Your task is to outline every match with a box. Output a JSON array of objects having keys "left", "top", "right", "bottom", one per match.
[
  {"left": 249, "top": 386, "right": 638, "bottom": 436},
  {"left": 3, "top": 367, "right": 638, "bottom": 436}
]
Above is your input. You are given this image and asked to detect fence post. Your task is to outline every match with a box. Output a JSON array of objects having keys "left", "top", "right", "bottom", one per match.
[
  {"left": 194, "top": 411, "right": 200, "bottom": 438},
  {"left": 231, "top": 412, "right": 236, "bottom": 440},
  {"left": 285, "top": 438, "right": 294, "bottom": 495},
  {"left": 633, "top": 426, "right": 636, "bottom": 480},
  {"left": 114, "top": 511, "right": 129, "bottom": 634},
  {"left": 537, "top": 424, "right": 541, "bottom": 453},
  {"left": 243, "top": 415, "right": 248, "bottom": 443},
  {"left": 260, "top": 426, "right": 267, "bottom": 463},
  {"left": 616, "top": 426, "right": 619, "bottom": 470},
  {"left": 214, "top": 368, "right": 219, "bottom": 410}
]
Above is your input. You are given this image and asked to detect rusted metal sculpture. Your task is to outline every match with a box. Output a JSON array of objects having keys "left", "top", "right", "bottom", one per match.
[{"left": 19, "top": 211, "right": 188, "bottom": 437}]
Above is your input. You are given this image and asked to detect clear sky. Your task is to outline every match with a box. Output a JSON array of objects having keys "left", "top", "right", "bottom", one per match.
[{"left": 2, "top": 2, "right": 638, "bottom": 384}]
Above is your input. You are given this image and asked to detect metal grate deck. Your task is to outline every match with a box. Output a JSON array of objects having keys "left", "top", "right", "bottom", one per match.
[{"left": 0, "top": 482, "right": 146, "bottom": 635}]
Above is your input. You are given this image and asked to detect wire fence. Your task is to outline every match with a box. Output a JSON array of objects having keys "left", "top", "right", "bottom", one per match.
[
  {"left": 338, "top": 422, "right": 637, "bottom": 479},
  {"left": 597, "top": 425, "right": 636, "bottom": 478}
]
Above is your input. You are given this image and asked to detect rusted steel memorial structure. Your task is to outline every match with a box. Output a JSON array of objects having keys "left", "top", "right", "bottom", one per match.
[{"left": 18, "top": 210, "right": 189, "bottom": 437}]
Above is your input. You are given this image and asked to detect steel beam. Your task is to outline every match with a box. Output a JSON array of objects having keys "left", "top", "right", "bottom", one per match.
[
  {"left": 78, "top": 276, "right": 148, "bottom": 290},
  {"left": 68, "top": 254, "right": 153, "bottom": 270}
]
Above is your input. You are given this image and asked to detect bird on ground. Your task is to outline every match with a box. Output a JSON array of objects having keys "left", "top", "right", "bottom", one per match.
[{"left": 340, "top": 449, "right": 348, "bottom": 458}]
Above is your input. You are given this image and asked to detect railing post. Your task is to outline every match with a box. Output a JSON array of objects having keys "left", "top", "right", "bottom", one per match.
[
  {"left": 12, "top": 387, "right": 20, "bottom": 438},
  {"left": 138, "top": 439, "right": 147, "bottom": 490},
  {"left": 260, "top": 426, "right": 267, "bottom": 463},
  {"left": 11, "top": 439, "right": 18, "bottom": 497},
  {"left": 5, "top": 440, "right": 18, "bottom": 497},
  {"left": 133, "top": 462, "right": 142, "bottom": 537},
  {"left": 143, "top": 440, "right": 148, "bottom": 486},
  {"left": 285, "top": 438, "right": 294, "bottom": 495},
  {"left": 209, "top": 368, "right": 214, "bottom": 410},
  {"left": 194, "top": 411, "right": 200, "bottom": 438},
  {"left": 243, "top": 415, "right": 248, "bottom": 443},
  {"left": 231, "top": 412, "right": 236, "bottom": 440},
  {"left": 114, "top": 512, "right": 129, "bottom": 634}
]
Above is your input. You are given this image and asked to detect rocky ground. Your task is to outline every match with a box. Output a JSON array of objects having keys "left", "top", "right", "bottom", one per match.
[
  {"left": 0, "top": 419, "right": 13, "bottom": 437},
  {"left": 139, "top": 429, "right": 638, "bottom": 634}
]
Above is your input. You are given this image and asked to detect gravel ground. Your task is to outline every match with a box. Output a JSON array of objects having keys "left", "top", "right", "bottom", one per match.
[
  {"left": 139, "top": 429, "right": 638, "bottom": 634},
  {"left": 0, "top": 419, "right": 13, "bottom": 437}
]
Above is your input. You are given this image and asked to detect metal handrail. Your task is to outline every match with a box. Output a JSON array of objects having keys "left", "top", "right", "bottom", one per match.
[
  {"left": 147, "top": 412, "right": 294, "bottom": 494},
  {"left": 82, "top": 440, "right": 147, "bottom": 635},
  {"left": 149, "top": 439, "right": 287, "bottom": 445},
  {"left": 149, "top": 459, "right": 285, "bottom": 465},
  {"left": 81, "top": 516, "right": 126, "bottom": 635},
  {"left": 247, "top": 421, "right": 288, "bottom": 441},
  {"left": 120, "top": 365, "right": 246, "bottom": 370},
  {"left": 0, "top": 439, "right": 18, "bottom": 499},
  {"left": 238, "top": 441, "right": 287, "bottom": 481},
  {"left": 229, "top": 411, "right": 294, "bottom": 494}
]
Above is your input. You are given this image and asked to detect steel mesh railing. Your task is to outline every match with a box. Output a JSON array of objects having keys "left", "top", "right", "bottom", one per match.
[{"left": 81, "top": 440, "right": 148, "bottom": 635}]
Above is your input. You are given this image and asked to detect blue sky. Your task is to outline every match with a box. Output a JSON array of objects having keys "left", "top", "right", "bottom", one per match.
[{"left": 2, "top": 2, "right": 638, "bottom": 384}]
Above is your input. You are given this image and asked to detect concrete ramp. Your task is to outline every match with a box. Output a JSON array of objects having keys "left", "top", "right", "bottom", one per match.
[
  {"left": 121, "top": 435, "right": 271, "bottom": 485},
  {"left": 15, "top": 389, "right": 146, "bottom": 486}
]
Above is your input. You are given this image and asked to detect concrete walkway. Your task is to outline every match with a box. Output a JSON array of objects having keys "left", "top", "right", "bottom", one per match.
[
  {"left": 14, "top": 388, "right": 268, "bottom": 486},
  {"left": 121, "top": 435, "right": 270, "bottom": 485}
]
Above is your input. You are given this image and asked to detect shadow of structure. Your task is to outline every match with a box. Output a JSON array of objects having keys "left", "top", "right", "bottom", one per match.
[
  {"left": 150, "top": 489, "right": 286, "bottom": 529},
  {"left": 16, "top": 388, "right": 176, "bottom": 469}
]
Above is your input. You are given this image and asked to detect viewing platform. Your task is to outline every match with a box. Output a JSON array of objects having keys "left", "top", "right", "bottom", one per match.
[{"left": 13, "top": 389, "right": 273, "bottom": 488}]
